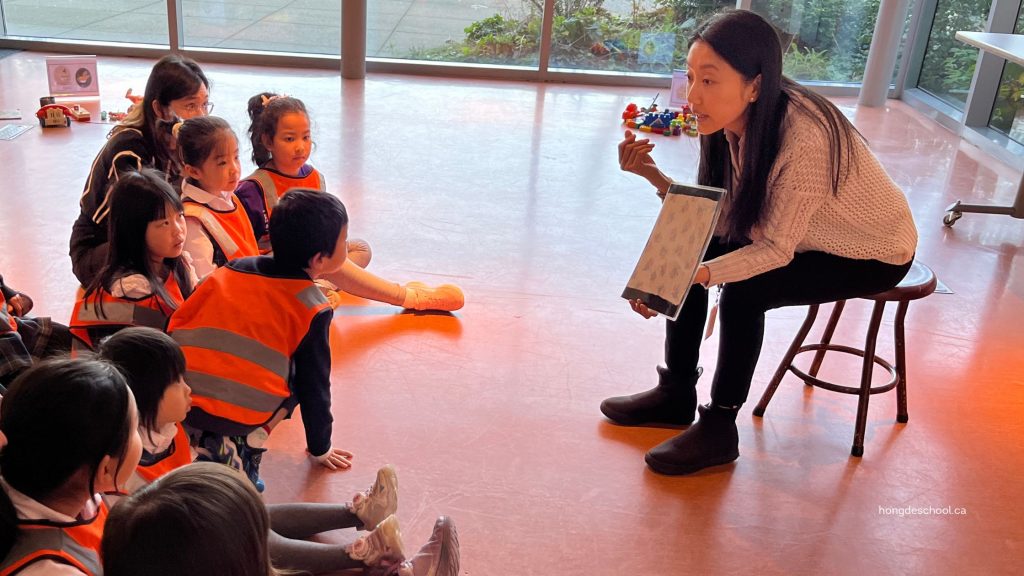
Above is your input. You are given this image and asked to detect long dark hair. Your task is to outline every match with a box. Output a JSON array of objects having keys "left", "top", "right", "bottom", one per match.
[
  {"left": 693, "top": 9, "right": 858, "bottom": 240},
  {"left": 98, "top": 327, "right": 186, "bottom": 441},
  {"left": 0, "top": 358, "right": 135, "bottom": 559},
  {"left": 85, "top": 169, "right": 195, "bottom": 315},
  {"left": 116, "top": 54, "right": 209, "bottom": 175},
  {"left": 102, "top": 463, "right": 280, "bottom": 576},
  {"left": 247, "top": 92, "right": 309, "bottom": 167}
]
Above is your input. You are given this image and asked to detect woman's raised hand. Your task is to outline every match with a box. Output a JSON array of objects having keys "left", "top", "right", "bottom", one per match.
[{"left": 618, "top": 129, "right": 658, "bottom": 178}]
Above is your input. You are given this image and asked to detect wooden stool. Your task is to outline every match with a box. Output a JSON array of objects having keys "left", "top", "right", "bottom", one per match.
[{"left": 752, "top": 261, "right": 937, "bottom": 457}]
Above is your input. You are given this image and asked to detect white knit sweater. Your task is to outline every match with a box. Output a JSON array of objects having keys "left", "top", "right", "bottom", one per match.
[{"left": 702, "top": 99, "right": 918, "bottom": 286}]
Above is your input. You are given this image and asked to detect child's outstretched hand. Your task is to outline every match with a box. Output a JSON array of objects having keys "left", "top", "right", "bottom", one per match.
[{"left": 312, "top": 446, "right": 355, "bottom": 470}]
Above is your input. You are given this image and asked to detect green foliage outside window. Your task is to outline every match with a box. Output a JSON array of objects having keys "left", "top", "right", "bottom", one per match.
[{"left": 406, "top": 0, "right": 991, "bottom": 93}]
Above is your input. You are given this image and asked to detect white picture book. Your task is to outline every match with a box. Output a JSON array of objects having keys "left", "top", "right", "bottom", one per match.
[{"left": 622, "top": 183, "right": 725, "bottom": 320}]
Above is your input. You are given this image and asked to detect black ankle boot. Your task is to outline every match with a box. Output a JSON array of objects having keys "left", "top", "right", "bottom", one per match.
[
  {"left": 644, "top": 403, "right": 739, "bottom": 475},
  {"left": 600, "top": 367, "right": 702, "bottom": 427}
]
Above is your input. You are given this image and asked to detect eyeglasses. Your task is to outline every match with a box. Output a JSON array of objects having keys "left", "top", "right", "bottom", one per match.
[{"left": 181, "top": 101, "right": 214, "bottom": 115}]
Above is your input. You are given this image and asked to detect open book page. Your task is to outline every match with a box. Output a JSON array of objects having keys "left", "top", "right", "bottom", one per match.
[{"left": 622, "top": 183, "right": 724, "bottom": 320}]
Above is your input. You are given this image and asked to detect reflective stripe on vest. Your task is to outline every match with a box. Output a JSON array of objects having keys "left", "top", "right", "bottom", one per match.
[
  {"left": 183, "top": 198, "right": 259, "bottom": 263},
  {"left": 0, "top": 293, "right": 16, "bottom": 333},
  {"left": 0, "top": 502, "right": 107, "bottom": 576},
  {"left": 68, "top": 275, "right": 184, "bottom": 351},
  {"left": 134, "top": 423, "right": 192, "bottom": 485},
  {"left": 243, "top": 167, "right": 326, "bottom": 217},
  {"left": 168, "top": 267, "right": 330, "bottom": 427}
]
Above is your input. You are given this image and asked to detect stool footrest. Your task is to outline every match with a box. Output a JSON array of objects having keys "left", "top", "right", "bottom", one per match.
[{"left": 789, "top": 344, "right": 899, "bottom": 395}]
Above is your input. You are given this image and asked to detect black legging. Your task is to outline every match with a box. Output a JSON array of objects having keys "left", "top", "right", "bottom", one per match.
[{"left": 664, "top": 238, "right": 913, "bottom": 407}]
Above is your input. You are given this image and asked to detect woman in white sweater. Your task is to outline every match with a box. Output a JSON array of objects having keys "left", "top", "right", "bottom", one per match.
[{"left": 602, "top": 9, "right": 918, "bottom": 475}]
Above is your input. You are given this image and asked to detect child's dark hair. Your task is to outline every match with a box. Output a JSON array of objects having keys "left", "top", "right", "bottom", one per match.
[
  {"left": 176, "top": 115, "right": 236, "bottom": 170},
  {"left": 98, "top": 327, "right": 186, "bottom": 440},
  {"left": 269, "top": 189, "right": 348, "bottom": 270},
  {"left": 117, "top": 55, "right": 209, "bottom": 174},
  {"left": 103, "top": 462, "right": 280, "bottom": 576},
  {"left": 247, "top": 92, "right": 309, "bottom": 167},
  {"left": 0, "top": 358, "right": 134, "bottom": 559},
  {"left": 85, "top": 169, "right": 195, "bottom": 315}
]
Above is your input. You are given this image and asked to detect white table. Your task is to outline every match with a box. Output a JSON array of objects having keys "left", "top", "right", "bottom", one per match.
[{"left": 943, "top": 31, "right": 1024, "bottom": 226}]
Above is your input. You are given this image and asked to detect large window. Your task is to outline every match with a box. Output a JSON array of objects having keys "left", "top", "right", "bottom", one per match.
[
  {"left": 546, "top": 1, "right": 732, "bottom": 73},
  {"left": 1, "top": 0, "right": 168, "bottom": 45},
  {"left": 916, "top": 0, "right": 989, "bottom": 110},
  {"left": 183, "top": 1, "right": 338, "bottom": 55},
  {"left": 751, "top": 0, "right": 882, "bottom": 84},
  {"left": 988, "top": 4, "right": 1024, "bottom": 142},
  {"left": 369, "top": 0, "right": 541, "bottom": 67}
]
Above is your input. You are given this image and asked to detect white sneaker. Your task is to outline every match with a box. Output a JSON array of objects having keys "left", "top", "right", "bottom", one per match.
[
  {"left": 350, "top": 514, "right": 405, "bottom": 567},
  {"left": 352, "top": 464, "right": 398, "bottom": 529},
  {"left": 402, "top": 282, "right": 465, "bottom": 312},
  {"left": 395, "top": 516, "right": 460, "bottom": 576}
]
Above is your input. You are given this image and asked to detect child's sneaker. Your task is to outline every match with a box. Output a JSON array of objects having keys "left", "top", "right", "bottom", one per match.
[
  {"left": 349, "top": 514, "right": 405, "bottom": 567},
  {"left": 402, "top": 282, "right": 465, "bottom": 312},
  {"left": 351, "top": 464, "right": 398, "bottom": 529},
  {"left": 393, "top": 516, "right": 460, "bottom": 576}
]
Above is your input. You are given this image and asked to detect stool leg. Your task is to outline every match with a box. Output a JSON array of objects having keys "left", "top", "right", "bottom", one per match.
[
  {"left": 753, "top": 304, "right": 819, "bottom": 417},
  {"left": 852, "top": 301, "right": 886, "bottom": 457},
  {"left": 894, "top": 300, "right": 910, "bottom": 424},
  {"left": 809, "top": 300, "right": 846, "bottom": 378}
]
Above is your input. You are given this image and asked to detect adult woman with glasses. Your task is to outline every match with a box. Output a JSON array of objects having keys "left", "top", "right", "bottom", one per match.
[{"left": 70, "top": 55, "right": 213, "bottom": 287}]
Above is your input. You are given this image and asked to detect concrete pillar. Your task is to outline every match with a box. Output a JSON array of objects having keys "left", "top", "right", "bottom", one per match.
[
  {"left": 342, "top": 0, "right": 366, "bottom": 80},
  {"left": 858, "top": 0, "right": 912, "bottom": 107}
]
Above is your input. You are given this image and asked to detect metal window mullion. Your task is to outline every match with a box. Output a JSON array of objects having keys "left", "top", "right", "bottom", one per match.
[
  {"left": 167, "top": 0, "right": 183, "bottom": 51},
  {"left": 902, "top": 0, "right": 939, "bottom": 91},
  {"left": 0, "top": 0, "right": 8, "bottom": 37},
  {"left": 538, "top": 0, "right": 554, "bottom": 80},
  {"left": 737, "top": 0, "right": 752, "bottom": 10},
  {"left": 892, "top": 0, "right": 931, "bottom": 96},
  {"left": 963, "top": 0, "right": 1022, "bottom": 127}
]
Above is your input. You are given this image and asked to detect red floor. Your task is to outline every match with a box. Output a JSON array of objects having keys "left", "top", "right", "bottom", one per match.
[{"left": 1, "top": 52, "right": 1022, "bottom": 574}]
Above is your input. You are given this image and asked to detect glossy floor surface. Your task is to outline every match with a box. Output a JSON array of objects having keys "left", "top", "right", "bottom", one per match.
[{"left": 1, "top": 52, "right": 1022, "bottom": 574}]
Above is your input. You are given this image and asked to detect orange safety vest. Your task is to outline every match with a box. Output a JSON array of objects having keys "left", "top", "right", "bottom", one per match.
[
  {"left": 242, "top": 166, "right": 326, "bottom": 219},
  {"left": 183, "top": 197, "right": 260, "bottom": 267},
  {"left": 168, "top": 266, "right": 330, "bottom": 428},
  {"left": 0, "top": 501, "right": 107, "bottom": 576},
  {"left": 134, "top": 423, "right": 192, "bottom": 485},
  {"left": 69, "top": 274, "right": 185, "bottom": 352},
  {"left": 0, "top": 293, "right": 16, "bottom": 333}
]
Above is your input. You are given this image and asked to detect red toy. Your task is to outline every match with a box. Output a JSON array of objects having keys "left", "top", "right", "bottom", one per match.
[
  {"left": 36, "top": 104, "right": 73, "bottom": 128},
  {"left": 35, "top": 103, "right": 91, "bottom": 127},
  {"left": 125, "top": 88, "right": 143, "bottom": 106}
]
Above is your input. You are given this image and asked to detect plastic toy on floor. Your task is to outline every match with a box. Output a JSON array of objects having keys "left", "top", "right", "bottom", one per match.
[
  {"left": 35, "top": 104, "right": 73, "bottom": 127},
  {"left": 621, "top": 99, "right": 698, "bottom": 137}
]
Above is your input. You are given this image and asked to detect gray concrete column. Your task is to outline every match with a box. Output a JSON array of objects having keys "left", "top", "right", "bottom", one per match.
[
  {"left": 342, "top": 0, "right": 366, "bottom": 80},
  {"left": 858, "top": 0, "right": 912, "bottom": 107}
]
